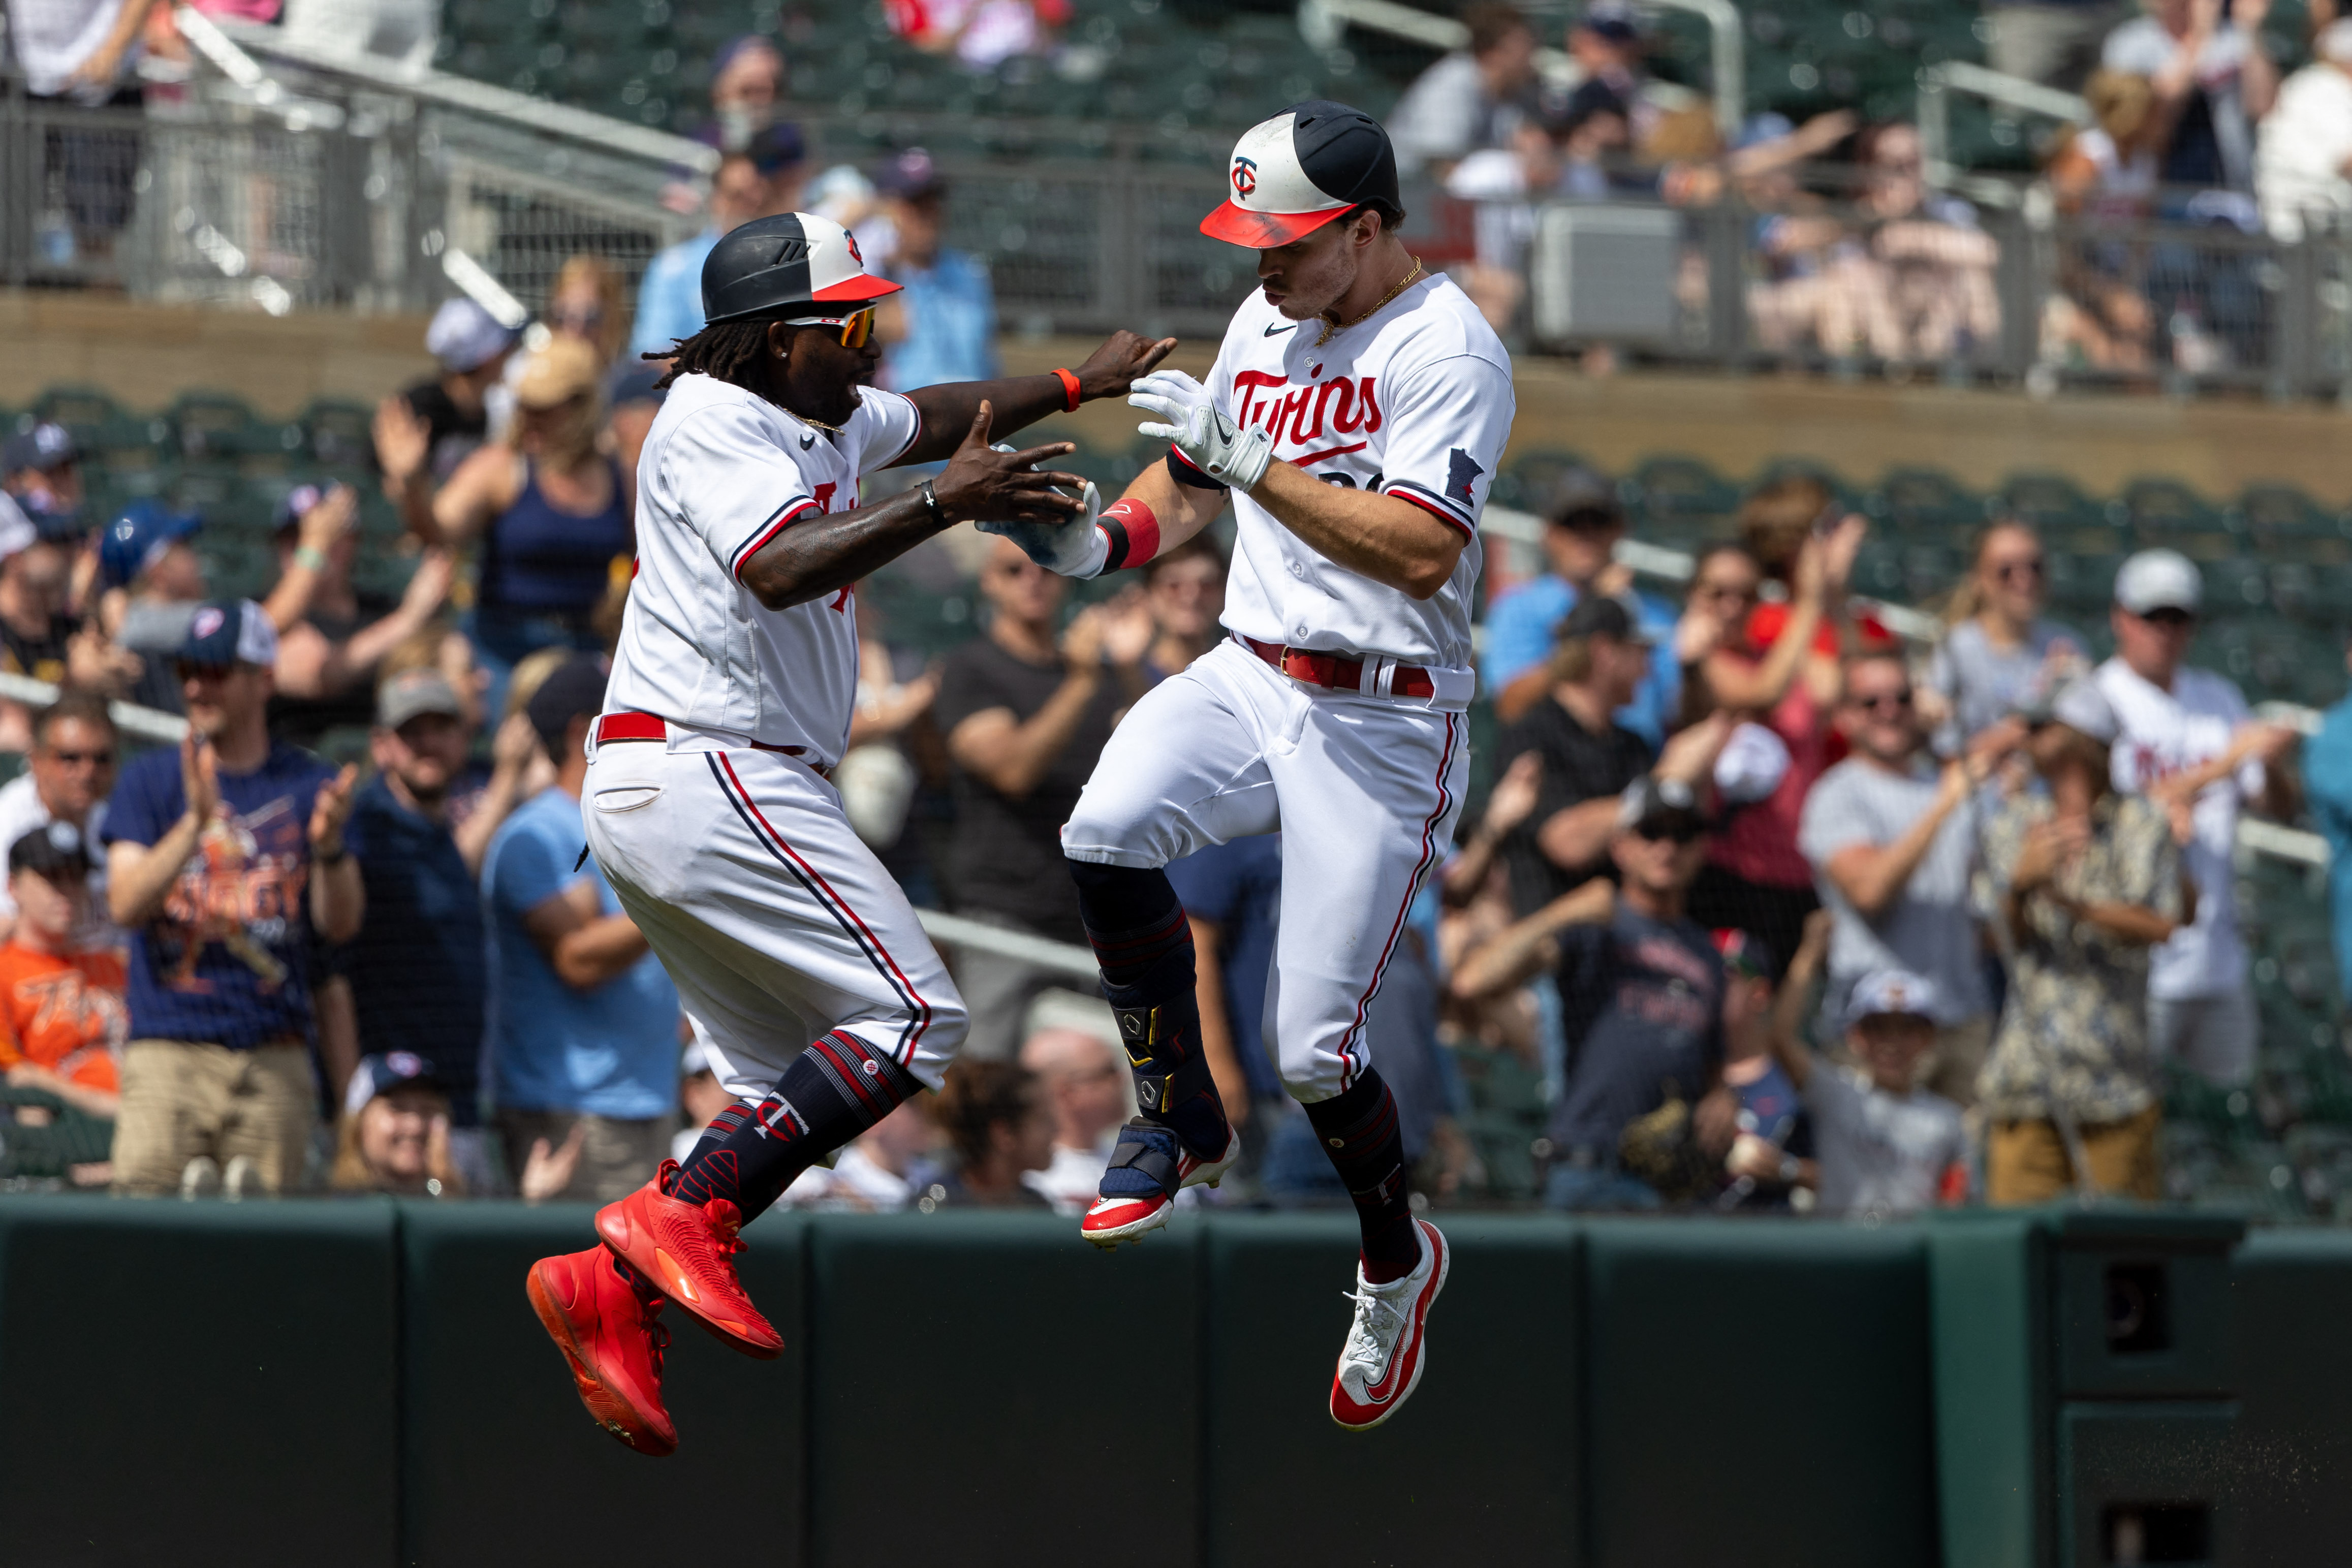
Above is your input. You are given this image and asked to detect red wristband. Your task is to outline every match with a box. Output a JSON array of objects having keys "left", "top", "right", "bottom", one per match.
[
  {"left": 1052, "top": 367, "right": 1081, "bottom": 412},
  {"left": 1099, "top": 498, "right": 1161, "bottom": 573}
]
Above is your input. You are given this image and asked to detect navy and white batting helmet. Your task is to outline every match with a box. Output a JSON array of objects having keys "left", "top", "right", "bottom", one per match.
[
  {"left": 700, "top": 211, "right": 901, "bottom": 326},
  {"left": 1202, "top": 100, "right": 1401, "bottom": 249}
]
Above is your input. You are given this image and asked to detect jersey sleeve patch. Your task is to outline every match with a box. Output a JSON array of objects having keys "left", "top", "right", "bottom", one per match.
[{"left": 730, "top": 496, "right": 822, "bottom": 578}]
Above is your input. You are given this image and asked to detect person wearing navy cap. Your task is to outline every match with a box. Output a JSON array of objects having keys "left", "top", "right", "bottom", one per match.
[
  {"left": 99, "top": 597, "right": 362, "bottom": 1197},
  {"left": 1, "top": 422, "right": 84, "bottom": 533},
  {"left": 629, "top": 124, "right": 806, "bottom": 360},
  {"left": 874, "top": 147, "right": 1001, "bottom": 393}
]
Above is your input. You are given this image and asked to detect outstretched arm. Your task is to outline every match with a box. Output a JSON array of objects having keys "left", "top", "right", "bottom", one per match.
[{"left": 894, "top": 332, "right": 1175, "bottom": 466}]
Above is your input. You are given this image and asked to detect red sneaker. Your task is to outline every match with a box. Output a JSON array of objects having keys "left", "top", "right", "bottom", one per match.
[
  {"left": 526, "top": 1247, "right": 678, "bottom": 1457},
  {"left": 595, "top": 1161, "right": 785, "bottom": 1360},
  {"left": 1329, "top": 1219, "right": 1450, "bottom": 1432},
  {"left": 1078, "top": 1119, "right": 1240, "bottom": 1248}
]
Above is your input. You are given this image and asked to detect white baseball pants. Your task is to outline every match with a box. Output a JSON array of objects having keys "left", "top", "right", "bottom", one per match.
[
  {"left": 582, "top": 731, "right": 967, "bottom": 1104},
  {"left": 1062, "top": 639, "right": 1466, "bottom": 1103}
]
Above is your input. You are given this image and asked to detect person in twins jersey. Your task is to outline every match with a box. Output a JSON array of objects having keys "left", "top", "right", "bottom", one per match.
[
  {"left": 522, "top": 209, "right": 1174, "bottom": 1457},
  {"left": 983, "top": 102, "right": 1515, "bottom": 1429}
]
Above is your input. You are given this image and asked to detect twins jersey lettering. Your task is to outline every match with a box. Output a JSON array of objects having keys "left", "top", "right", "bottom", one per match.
[
  {"left": 607, "top": 373, "right": 921, "bottom": 765},
  {"left": 1190, "top": 273, "right": 1514, "bottom": 704}
]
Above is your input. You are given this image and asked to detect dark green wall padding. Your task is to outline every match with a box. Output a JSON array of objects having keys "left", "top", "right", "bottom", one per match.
[{"left": 2, "top": 1200, "right": 2350, "bottom": 1567}]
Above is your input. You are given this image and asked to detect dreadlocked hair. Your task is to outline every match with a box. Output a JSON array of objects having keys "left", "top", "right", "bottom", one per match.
[{"left": 648, "top": 319, "right": 772, "bottom": 392}]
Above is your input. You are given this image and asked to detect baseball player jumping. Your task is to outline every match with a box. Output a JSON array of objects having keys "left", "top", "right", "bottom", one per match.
[
  {"left": 984, "top": 102, "right": 1515, "bottom": 1428},
  {"left": 524, "top": 210, "right": 1173, "bottom": 1456}
]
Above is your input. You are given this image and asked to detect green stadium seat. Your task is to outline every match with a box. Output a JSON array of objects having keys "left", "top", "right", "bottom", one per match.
[
  {"left": 1866, "top": 465, "right": 1987, "bottom": 541},
  {"left": 299, "top": 399, "right": 376, "bottom": 473},
  {"left": 1494, "top": 448, "right": 1598, "bottom": 515},
  {"left": 1622, "top": 455, "right": 1741, "bottom": 534},
  {"left": 2203, "top": 556, "right": 2270, "bottom": 613},
  {"left": 1997, "top": 471, "right": 2106, "bottom": 533}
]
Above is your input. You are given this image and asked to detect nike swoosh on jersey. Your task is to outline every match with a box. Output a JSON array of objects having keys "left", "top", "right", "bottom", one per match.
[
  {"left": 1263, "top": 322, "right": 1297, "bottom": 336},
  {"left": 799, "top": 432, "right": 817, "bottom": 449}
]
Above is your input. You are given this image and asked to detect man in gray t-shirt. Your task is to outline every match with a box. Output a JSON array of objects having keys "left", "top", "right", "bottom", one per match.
[{"left": 1797, "top": 651, "right": 2004, "bottom": 1103}]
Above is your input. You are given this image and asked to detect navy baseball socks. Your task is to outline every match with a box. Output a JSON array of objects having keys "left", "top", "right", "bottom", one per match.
[
  {"left": 1067, "top": 859, "right": 1233, "bottom": 1160},
  {"left": 1304, "top": 1069, "right": 1424, "bottom": 1284}
]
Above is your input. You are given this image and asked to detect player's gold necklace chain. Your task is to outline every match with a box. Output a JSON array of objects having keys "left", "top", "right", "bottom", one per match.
[
  {"left": 1314, "top": 259, "right": 1425, "bottom": 348},
  {"left": 796, "top": 413, "right": 846, "bottom": 435}
]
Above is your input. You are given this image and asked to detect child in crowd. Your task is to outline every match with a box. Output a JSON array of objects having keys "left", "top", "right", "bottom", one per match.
[
  {"left": 1767, "top": 965, "right": 1968, "bottom": 1216},
  {"left": 1716, "top": 916, "right": 1829, "bottom": 1209},
  {"left": 0, "top": 826, "right": 125, "bottom": 1186}
]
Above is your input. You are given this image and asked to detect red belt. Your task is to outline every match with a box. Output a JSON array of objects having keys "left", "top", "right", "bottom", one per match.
[
  {"left": 1239, "top": 636, "right": 1435, "bottom": 699},
  {"left": 593, "top": 711, "right": 833, "bottom": 778}
]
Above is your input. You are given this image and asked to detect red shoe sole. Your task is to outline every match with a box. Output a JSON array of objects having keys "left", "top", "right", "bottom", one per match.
[
  {"left": 526, "top": 1263, "right": 677, "bottom": 1457},
  {"left": 1330, "top": 1220, "right": 1451, "bottom": 1432},
  {"left": 595, "top": 1205, "right": 785, "bottom": 1361}
]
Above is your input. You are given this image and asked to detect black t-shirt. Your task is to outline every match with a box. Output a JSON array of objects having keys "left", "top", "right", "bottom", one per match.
[
  {"left": 267, "top": 594, "right": 394, "bottom": 749},
  {"left": 0, "top": 612, "right": 74, "bottom": 685},
  {"left": 931, "top": 636, "right": 1122, "bottom": 943},
  {"left": 1496, "top": 697, "right": 1654, "bottom": 917},
  {"left": 1547, "top": 906, "right": 1726, "bottom": 1155},
  {"left": 401, "top": 380, "right": 489, "bottom": 483}
]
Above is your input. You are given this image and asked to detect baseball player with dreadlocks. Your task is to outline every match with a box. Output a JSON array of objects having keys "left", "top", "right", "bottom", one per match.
[
  {"left": 524, "top": 210, "right": 1173, "bottom": 1456},
  {"left": 983, "top": 102, "right": 1516, "bottom": 1429}
]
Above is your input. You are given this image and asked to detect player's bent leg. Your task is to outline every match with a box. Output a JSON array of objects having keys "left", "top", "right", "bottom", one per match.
[{"left": 526, "top": 1246, "right": 677, "bottom": 1456}]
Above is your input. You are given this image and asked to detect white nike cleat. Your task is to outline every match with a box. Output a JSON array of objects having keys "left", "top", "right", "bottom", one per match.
[{"left": 1328, "top": 1217, "right": 1449, "bottom": 1431}]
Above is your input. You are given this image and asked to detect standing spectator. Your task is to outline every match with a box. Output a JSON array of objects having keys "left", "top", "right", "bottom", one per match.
[
  {"left": 381, "top": 338, "right": 633, "bottom": 711},
  {"left": 2256, "top": 19, "right": 2352, "bottom": 238},
  {"left": 1481, "top": 469, "right": 1680, "bottom": 744},
  {"left": 342, "top": 670, "right": 533, "bottom": 1137},
  {"left": 0, "top": 695, "right": 119, "bottom": 950},
  {"left": 266, "top": 483, "right": 457, "bottom": 748},
  {"left": 483, "top": 656, "right": 678, "bottom": 1203},
  {"left": 1765, "top": 968, "right": 1968, "bottom": 1216},
  {"left": 2102, "top": 0, "right": 2278, "bottom": 194},
  {"left": 935, "top": 537, "right": 1141, "bottom": 1058},
  {"left": 101, "top": 600, "right": 361, "bottom": 1196},
  {"left": 1987, "top": 0, "right": 2128, "bottom": 91},
  {"left": 1018, "top": 1025, "right": 1130, "bottom": 1211},
  {"left": 5, "top": 0, "right": 162, "bottom": 264},
  {"left": 1798, "top": 650, "right": 2005, "bottom": 1103},
  {"left": 2097, "top": 549, "right": 2299, "bottom": 1086},
  {"left": 873, "top": 149, "right": 1001, "bottom": 393},
  {"left": 329, "top": 1051, "right": 465, "bottom": 1196},
  {"left": 1977, "top": 678, "right": 2185, "bottom": 1202},
  {"left": 1926, "top": 521, "right": 2085, "bottom": 748},
  {"left": 2306, "top": 634, "right": 2352, "bottom": 996},
  {"left": 926, "top": 1058, "right": 1055, "bottom": 1206},
  {"left": 372, "top": 299, "right": 519, "bottom": 492},
  {"left": 2, "top": 423, "right": 85, "bottom": 533},
  {"left": 545, "top": 255, "right": 630, "bottom": 372},
  {"left": 1495, "top": 595, "right": 1658, "bottom": 915},
  {"left": 0, "top": 516, "right": 81, "bottom": 688},
  {"left": 628, "top": 127, "right": 805, "bottom": 360},
  {"left": 1386, "top": 3, "right": 1540, "bottom": 178},
  {"left": 691, "top": 34, "right": 791, "bottom": 154}
]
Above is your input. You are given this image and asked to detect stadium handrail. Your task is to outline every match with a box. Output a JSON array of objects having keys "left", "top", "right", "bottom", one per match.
[{"left": 1917, "top": 60, "right": 2091, "bottom": 203}]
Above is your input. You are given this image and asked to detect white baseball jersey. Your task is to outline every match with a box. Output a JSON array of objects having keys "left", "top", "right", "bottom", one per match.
[
  {"left": 607, "top": 372, "right": 921, "bottom": 766},
  {"left": 1189, "top": 272, "right": 1514, "bottom": 707}
]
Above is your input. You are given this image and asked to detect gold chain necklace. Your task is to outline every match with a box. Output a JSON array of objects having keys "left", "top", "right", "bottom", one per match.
[
  {"left": 1314, "top": 259, "right": 1425, "bottom": 348},
  {"left": 797, "top": 413, "right": 846, "bottom": 435}
]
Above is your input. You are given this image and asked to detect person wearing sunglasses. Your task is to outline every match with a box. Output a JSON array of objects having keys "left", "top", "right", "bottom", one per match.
[
  {"left": 2094, "top": 548, "right": 2301, "bottom": 1092},
  {"left": 0, "top": 693, "right": 120, "bottom": 951},
  {"left": 522, "top": 206, "right": 1174, "bottom": 1458},
  {"left": 1925, "top": 520, "right": 2084, "bottom": 752}
]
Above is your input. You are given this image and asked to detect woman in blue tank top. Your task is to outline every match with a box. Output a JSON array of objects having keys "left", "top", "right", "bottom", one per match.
[{"left": 384, "top": 336, "right": 633, "bottom": 710}]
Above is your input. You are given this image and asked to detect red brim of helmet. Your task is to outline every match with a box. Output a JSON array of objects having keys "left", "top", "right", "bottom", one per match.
[
  {"left": 1198, "top": 200, "right": 1350, "bottom": 248},
  {"left": 811, "top": 274, "right": 905, "bottom": 303}
]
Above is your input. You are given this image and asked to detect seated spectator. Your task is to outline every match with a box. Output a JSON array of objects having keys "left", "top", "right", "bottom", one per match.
[
  {"left": 1716, "top": 918, "right": 1824, "bottom": 1209},
  {"left": 1799, "top": 650, "right": 2010, "bottom": 1103},
  {"left": 1852, "top": 123, "right": 2003, "bottom": 364},
  {"left": 1387, "top": 2, "right": 1540, "bottom": 179},
  {"left": 1496, "top": 595, "right": 1660, "bottom": 915},
  {"left": 2096, "top": 549, "right": 2299, "bottom": 1086},
  {"left": 936, "top": 538, "right": 1142, "bottom": 1058},
  {"left": 0, "top": 827, "right": 126, "bottom": 1187},
  {"left": 329, "top": 1051, "right": 465, "bottom": 1197},
  {"left": 1765, "top": 968, "right": 1968, "bottom": 1216},
  {"left": 1561, "top": 4, "right": 1652, "bottom": 139},
  {"left": 926, "top": 1058, "right": 1055, "bottom": 1206},
  {"left": 383, "top": 339, "right": 633, "bottom": 713},
  {"left": 690, "top": 34, "right": 791, "bottom": 155},
  {"left": 1976, "top": 678, "right": 2186, "bottom": 1203},
  {"left": 892, "top": 0, "right": 1066, "bottom": 72},
  {"left": 0, "top": 513, "right": 84, "bottom": 692},
  {"left": 98, "top": 498, "right": 208, "bottom": 713},
  {"left": 266, "top": 482, "right": 456, "bottom": 749},
  {"left": 1134, "top": 533, "right": 1227, "bottom": 683},
  {"left": 822, "top": 1098, "right": 939, "bottom": 1210},
  {"left": 1018, "top": 1025, "right": 1129, "bottom": 1212},
  {"left": 2258, "top": 20, "right": 2352, "bottom": 239},
  {"left": 2103, "top": 0, "right": 2277, "bottom": 196},
  {"left": 1926, "top": 521, "right": 2086, "bottom": 749},
  {"left": 546, "top": 254, "right": 629, "bottom": 372},
  {"left": 1, "top": 422, "right": 85, "bottom": 535},
  {"left": 628, "top": 129, "right": 803, "bottom": 360},
  {"left": 0, "top": 695, "right": 119, "bottom": 950},
  {"left": 873, "top": 150, "right": 1000, "bottom": 394},
  {"left": 343, "top": 670, "right": 531, "bottom": 1132},
  {"left": 484, "top": 655, "right": 678, "bottom": 1203},
  {"left": 372, "top": 299, "right": 518, "bottom": 491},
  {"left": 1481, "top": 469, "right": 1679, "bottom": 742},
  {"left": 102, "top": 599, "right": 362, "bottom": 1196},
  {"left": 2044, "top": 72, "right": 2165, "bottom": 373}
]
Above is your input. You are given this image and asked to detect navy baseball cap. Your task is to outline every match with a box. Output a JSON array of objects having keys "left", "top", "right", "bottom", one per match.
[
  {"left": 177, "top": 598, "right": 278, "bottom": 670},
  {"left": 525, "top": 653, "right": 609, "bottom": 756},
  {"left": 874, "top": 146, "right": 945, "bottom": 200},
  {"left": 343, "top": 1050, "right": 448, "bottom": 1119},
  {"left": 1203, "top": 101, "right": 1400, "bottom": 248},
  {"left": 99, "top": 499, "right": 202, "bottom": 589},
  {"left": 2, "top": 423, "right": 77, "bottom": 475},
  {"left": 8, "top": 820, "right": 90, "bottom": 880}
]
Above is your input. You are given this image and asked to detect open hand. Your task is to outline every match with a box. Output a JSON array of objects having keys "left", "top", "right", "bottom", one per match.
[
  {"left": 309, "top": 763, "right": 360, "bottom": 854},
  {"left": 1482, "top": 751, "right": 1543, "bottom": 836},
  {"left": 372, "top": 395, "right": 431, "bottom": 485},
  {"left": 519, "top": 1121, "right": 588, "bottom": 1203},
  {"left": 295, "top": 484, "right": 358, "bottom": 556},
  {"left": 1073, "top": 331, "right": 1179, "bottom": 401},
  {"left": 935, "top": 402, "right": 1090, "bottom": 526}
]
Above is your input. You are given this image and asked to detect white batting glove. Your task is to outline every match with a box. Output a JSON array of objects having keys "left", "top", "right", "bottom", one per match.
[
  {"left": 974, "top": 444, "right": 1108, "bottom": 578},
  {"left": 1130, "top": 369, "right": 1273, "bottom": 493}
]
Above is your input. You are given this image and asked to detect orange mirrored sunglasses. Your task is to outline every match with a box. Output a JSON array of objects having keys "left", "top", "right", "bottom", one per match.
[{"left": 783, "top": 307, "right": 877, "bottom": 349}]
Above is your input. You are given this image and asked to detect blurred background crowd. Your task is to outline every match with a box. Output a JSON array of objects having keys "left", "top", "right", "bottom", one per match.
[{"left": 8, "top": 0, "right": 2352, "bottom": 1220}]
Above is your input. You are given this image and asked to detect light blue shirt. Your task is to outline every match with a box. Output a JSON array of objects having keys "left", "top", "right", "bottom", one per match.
[
  {"left": 2306, "top": 695, "right": 2352, "bottom": 994},
  {"left": 881, "top": 248, "right": 998, "bottom": 392},
  {"left": 630, "top": 229, "right": 722, "bottom": 358},
  {"left": 483, "top": 788, "right": 679, "bottom": 1118},
  {"left": 1481, "top": 575, "right": 1682, "bottom": 749}
]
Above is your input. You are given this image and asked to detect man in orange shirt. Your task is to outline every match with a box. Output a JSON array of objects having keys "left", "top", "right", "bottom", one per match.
[{"left": 0, "top": 825, "right": 127, "bottom": 1121}]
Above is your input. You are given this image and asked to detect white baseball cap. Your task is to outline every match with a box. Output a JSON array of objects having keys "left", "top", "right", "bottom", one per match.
[
  {"left": 424, "top": 298, "right": 519, "bottom": 374},
  {"left": 1845, "top": 968, "right": 1942, "bottom": 1026},
  {"left": 1713, "top": 721, "right": 1791, "bottom": 806},
  {"left": 2113, "top": 548, "right": 2202, "bottom": 615},
  {"left": 1202, "top": 101, "right": 1401, "bottom": 249}
]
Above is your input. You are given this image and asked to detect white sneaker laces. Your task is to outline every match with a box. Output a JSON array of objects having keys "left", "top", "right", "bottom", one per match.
[{"left": 1339, "top": 1279, "right": 1407, "bottom": 1375}]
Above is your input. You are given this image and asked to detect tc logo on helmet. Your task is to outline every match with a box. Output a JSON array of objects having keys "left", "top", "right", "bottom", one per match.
[{"left": 1231, "top": 155, "right": 1257, "bottom": 197}]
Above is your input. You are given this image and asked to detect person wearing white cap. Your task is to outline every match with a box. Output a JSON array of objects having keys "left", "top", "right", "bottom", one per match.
[
  {"left": 2255, "top": 18, "right": 2352, "bottom": 241},
  {"left": 2094, "top": 548, "right": 2299, "bottom": 1088},
  {"left": 372, "top": 299, "right": 520, "bottom": 494},
  {"left": 1974, "top": 676, "right": 2189, "bottom": 1203},
  {"left": 1763, "top": 966, "right": 1967, "bottom": 1217}
]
